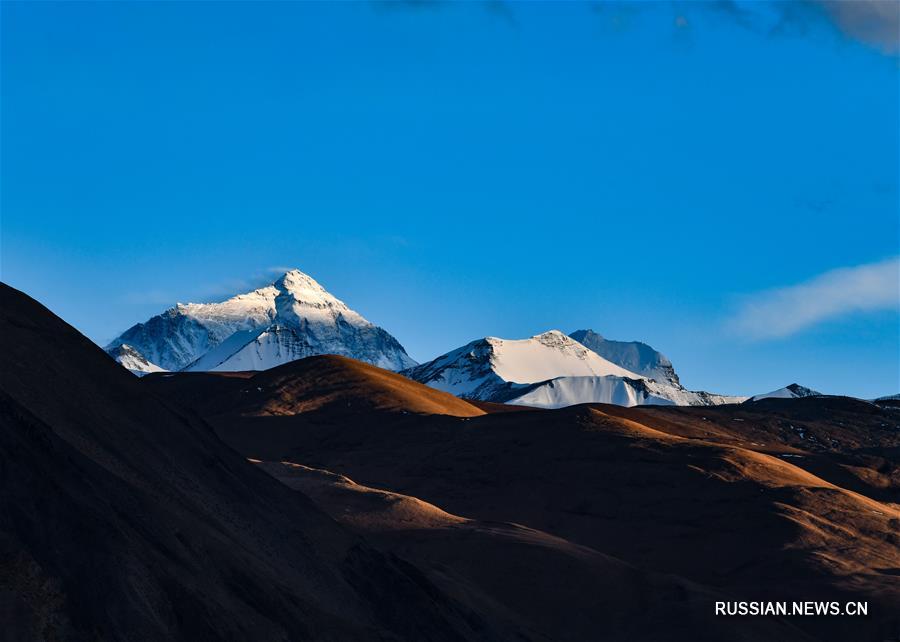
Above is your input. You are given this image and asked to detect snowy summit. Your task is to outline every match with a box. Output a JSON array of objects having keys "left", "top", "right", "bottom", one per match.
[
  {"left": 748, "top": 383, "right": 822, "bottom": 402},
  {"left": 106, "top": 269, "right": 416, "bottom": 374}
]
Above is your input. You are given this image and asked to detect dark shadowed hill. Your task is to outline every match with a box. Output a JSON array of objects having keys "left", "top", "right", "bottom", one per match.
[
  {"left": 254, "top": 461, "right": 810, "bottom": 642},
  {"left": 0, "top": 283, "right": 515, "bottom": 641}
]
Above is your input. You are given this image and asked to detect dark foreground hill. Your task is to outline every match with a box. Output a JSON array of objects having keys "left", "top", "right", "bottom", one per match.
[
  {"left": 0, "top": 283, "right": 514, "bottom": 641},
  {"left": 146, "top": 357, "right": 900, "bottom": 642}
]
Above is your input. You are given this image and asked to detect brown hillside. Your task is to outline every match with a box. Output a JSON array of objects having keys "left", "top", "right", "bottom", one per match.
[
  {"left": 156, "top": 369, "right": 900, "bottom": 642},
  {"left": 145, "top": 354, "right": 484, "bottom": 418}
]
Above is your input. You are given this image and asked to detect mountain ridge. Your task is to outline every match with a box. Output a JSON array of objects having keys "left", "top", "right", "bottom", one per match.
[
  {"left": 104, "top": 270, "right": 875, "bottom": 404},
  {"left": 403, "top": 330, "right": 745, "bottom": 408}
]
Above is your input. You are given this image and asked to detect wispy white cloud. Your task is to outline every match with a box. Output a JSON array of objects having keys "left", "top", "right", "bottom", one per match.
[
  {"left": 267, "top": 266, "right": 297, "bottom": 275},
  {"left": 117, "top": 267, "right": 300, "bottom": 308},
  {"left": 202, "top": 268, "right": 294, "bottom": 299},
  {"left": 728, "top": 257, "right": 900, "bottom": 339}
]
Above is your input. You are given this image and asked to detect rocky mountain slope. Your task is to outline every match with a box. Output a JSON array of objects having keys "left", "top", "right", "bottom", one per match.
[{"left": 569, "top": 329, "right": 680, "bottom": 386}]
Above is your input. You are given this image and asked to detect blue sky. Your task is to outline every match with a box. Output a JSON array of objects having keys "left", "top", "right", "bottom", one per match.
[{"left": 2, "top": 1, "right": 898, "bottom": 397}]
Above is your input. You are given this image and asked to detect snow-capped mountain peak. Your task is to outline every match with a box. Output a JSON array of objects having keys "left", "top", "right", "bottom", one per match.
[
  {"left": 276, "top": 269, "right": 343, "bottom": 307},
  {"left": 107, "top": 269, "right": 415, "bottom": 373},
  {"left": 748, "top": 383, "right": 822, "bottom": 402},
  {"left": 404, "top": 329, "right": 746, "bottom": 408},
  {"left": 528, "top": 330, "right": 594, "bottom": 354},
  {"left": 531, "top": 329, "right": 578, "bottom": 347},
  {"left": 403, "top": 330, "right": 646, "bottom": 402},
  {"left": 272, "top": 269, "right": 369, "bottom": 327}
]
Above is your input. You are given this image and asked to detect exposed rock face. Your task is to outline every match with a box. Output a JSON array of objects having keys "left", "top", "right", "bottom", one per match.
[{"left": 569, "top": 329, "right": 680, "bottom": 386}]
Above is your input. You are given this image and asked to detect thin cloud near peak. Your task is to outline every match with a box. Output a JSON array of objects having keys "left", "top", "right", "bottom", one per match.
[{"left": 727, "top": 256, "right": 900, "bottom": 340}]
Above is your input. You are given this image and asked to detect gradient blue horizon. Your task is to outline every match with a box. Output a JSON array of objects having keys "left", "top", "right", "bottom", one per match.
[{"left": 2, "top": 1, "right": 898, "bottom": 397}]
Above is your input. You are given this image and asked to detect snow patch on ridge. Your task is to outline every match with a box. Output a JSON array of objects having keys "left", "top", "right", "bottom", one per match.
[{"left": 106, "top": 344, "right": 167, "bottom": 377}]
